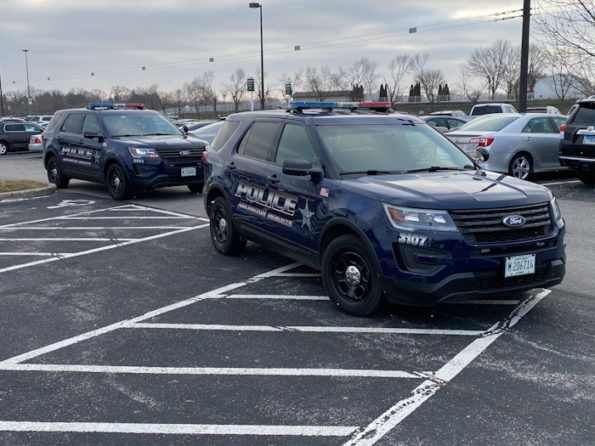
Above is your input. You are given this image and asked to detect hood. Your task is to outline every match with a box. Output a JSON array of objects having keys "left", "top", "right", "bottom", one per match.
[
  {"left": 343, "top": 170, "right": 551, "bottom": 210},
  {"left": 116, "top": 134, "right": 206, "bottom": 149}
]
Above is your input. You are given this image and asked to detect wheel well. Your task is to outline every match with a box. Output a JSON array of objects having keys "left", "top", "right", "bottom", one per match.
[
  {"left": 205, "top": 187, "right": 225, "bottom": 215},
  {"left": 103, "top": 159, "right": 120, "bottom": 178},
  {"left": 319, "top": 223, "right": 359, "bottom": 254},
  {"left": 44, "top": 152, "right": 55, "bottom": 168}
]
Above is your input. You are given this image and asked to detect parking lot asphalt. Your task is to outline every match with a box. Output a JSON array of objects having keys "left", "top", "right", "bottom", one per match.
[{"left": 0, "top": 152, "right": 594, "bottom": 445}]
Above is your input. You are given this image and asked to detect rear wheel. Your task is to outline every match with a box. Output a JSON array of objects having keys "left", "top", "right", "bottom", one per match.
[
  {"left": 46, "top": 157, "right": 70, "bottom": 188},
  {"left": 0, "top": 142, "right": 8, "bottom": 155},
  {"left": 106, "top": 164, "right": 132, "bottom": 200},
  {"left": 209, "top": 197, "right": 246, "bottom": 255},
  {"left": 188, "top": 183, "right": 204, "bottom": 194},
  {"left": 322, "top": 234, "right": 383, "bottom": 316},
  {"left": 509, "top": 153, "right": 533, "bottom": 180},
  {"left": 577, "top": 167, "right": 595, "bottom": 185}
]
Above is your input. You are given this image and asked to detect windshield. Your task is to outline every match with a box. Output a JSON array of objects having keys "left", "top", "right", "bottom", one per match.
[
  {"left": 316, "top": 123, "right": 474, "bottom": 175},
  {"left": 471, "top": 105, "right": 503, "bottom": 116},
  {"left": 103, "top": 112, "right": 181, "bottom": 137},
  {"left": 458, "top": 115, "right": 519, "bottom": 132}
]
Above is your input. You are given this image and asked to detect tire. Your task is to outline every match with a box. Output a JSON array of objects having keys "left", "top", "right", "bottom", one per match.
[
  {"left": 209, "top": 197, "right": 246, "bottom": 255},
  {"left": 106, "top": 164, "right": 132, "bottom": 200},
  {"left": 188, "top": 183, "right": 204, "bottom": 194},
  {"left": 322, "top": 234, "right": 383, "bottom": 316},
  {"left": 509, "top": 153, "right": 533, "bottom": 180},
  {"left": 46, "top": 156, "right": 70, "bottom": 188},
  {"left": 577, "top": 167, "right": 595, "bottom": 185},
  {"left": 0, "top": 142, "right": 7, "bottom": 155}
]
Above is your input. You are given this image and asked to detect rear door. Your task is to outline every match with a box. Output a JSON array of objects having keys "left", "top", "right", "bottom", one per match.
[
  {"left": 57, "top": 113, "right": 86, "bottom": 176},
  {"left": 521, "top": 117, "right": 560, "bottom": 168}
]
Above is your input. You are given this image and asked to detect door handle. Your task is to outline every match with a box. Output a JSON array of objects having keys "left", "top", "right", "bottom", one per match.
[
  {"left": 267, "top": 174, "right": 280, "bottom": 184},
  {"left": 226, "top": 162, "right": 236, "bottom": 170}
]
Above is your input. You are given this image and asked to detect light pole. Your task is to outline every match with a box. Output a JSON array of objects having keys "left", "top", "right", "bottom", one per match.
[
  {"left": 22, "top": 49, "right": 32, "bottom": 115},
  {"left": 249, "top": 2, "right": 264, "bottom": 110}
]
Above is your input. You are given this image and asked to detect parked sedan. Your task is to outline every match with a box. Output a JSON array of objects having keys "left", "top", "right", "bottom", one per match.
[
  {"left": 446, "top": 113, "right": 567, "bottom": 180},
  {"left": 28, "top": 133, "right": 43, "bottom": 152},
  {"left": 421, "top": 116, "right": 470, "bottom": 133},
  {"left": 188, "top": 120, "right": 224, "bottom": 146},
  {"left": 0, "top": 121, "right": 44, "bottom": 155}
]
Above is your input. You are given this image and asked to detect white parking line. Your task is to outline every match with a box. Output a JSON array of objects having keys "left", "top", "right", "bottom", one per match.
[
  {"left": 0, "top": 226, "right": 195, "bottom": 230},
  {"left": 0, "top": 253, "right": 68, "bottom": 257},
  {"left": 58, "top": 216, "right": 191, "bottom": 220},
  {"left": 131, "top": 322, "right": 484, "bottom": 336},
  {"left": 0, "top": 363, "right": 422, "bottom": 379},
  {"left": 0, "top": 238, "right": 137, "bottom": 242},
  {"left": 540, "top": 179, "right": 581, "bottom": 186},
  {"left": 269, "top": 273, "right": 321, "bottom": 277},
  {"left": 221, "top": 294, "right": 329, "bottom": 300},
  {"left": 0, "top": 421, "right": 357, "bottom": 437},
  {"left": 343, "top": 289, "right": 551, "bottom": 446}
]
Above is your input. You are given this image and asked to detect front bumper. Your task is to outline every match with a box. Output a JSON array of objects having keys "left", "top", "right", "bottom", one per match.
[{"left": 127, "top": 159, "right": 204, "bottom": 189}]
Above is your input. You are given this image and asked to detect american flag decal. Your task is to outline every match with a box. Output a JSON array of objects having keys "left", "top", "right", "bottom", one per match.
[{"left": 319, "top": 187, "right": 329, "bottom": 197}]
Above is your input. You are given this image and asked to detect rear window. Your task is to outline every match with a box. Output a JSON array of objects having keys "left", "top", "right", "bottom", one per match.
[
  {"left": 209, "top": 121, "right": 238, "bottom": 152},
  {"left": 46, "top": 113, "right": 64, "bottom": 132},
  {"left": 571, "top": 104, "right": 595, "bottom": 126},
  {"left": 471, "top": 105, "right": 503, "bottom": 116},
  {"left": 459, "top": 115, "right": 519, "bottom": 132}
]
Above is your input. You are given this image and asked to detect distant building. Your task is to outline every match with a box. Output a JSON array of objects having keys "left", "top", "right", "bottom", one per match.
[{"left": 533, "top": 75, "right": 588, "bottom": 100}]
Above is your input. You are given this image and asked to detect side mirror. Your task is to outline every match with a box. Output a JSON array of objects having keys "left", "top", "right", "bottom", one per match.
[
  {"left": 282, "top": 158, "right": 322, "bottom": 177},
  {"left": 182, "top": 125, "right": 189, "bottom": 134},
  {"left": 475, "top": 147, "right": 489, "bottom": 162}
]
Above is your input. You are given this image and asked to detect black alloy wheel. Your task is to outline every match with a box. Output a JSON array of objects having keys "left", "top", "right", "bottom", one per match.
[{"left": 209, "top": 197, "right": 246, "bottom": 255}]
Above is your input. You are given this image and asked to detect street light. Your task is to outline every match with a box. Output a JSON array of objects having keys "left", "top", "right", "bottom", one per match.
[
  {"left": 22, "top": 49, "right": 31, "bottom": 115},
  {"left": 249, "top": 2, "right": 264, "bottom": 110}
]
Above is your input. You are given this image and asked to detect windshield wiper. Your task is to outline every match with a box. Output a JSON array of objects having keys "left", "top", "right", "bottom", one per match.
[
  {"left": 340, "top": 170, "right": 402, "bottom": 176},
  {"left": 141, "top": 133, "right": 174, "bottom": 136},
  {"left": 406, "top": 166, "right": 472, "bottom": 173},
  {"left": 112, "top": 134, "right": 139, "bottom": 138}
]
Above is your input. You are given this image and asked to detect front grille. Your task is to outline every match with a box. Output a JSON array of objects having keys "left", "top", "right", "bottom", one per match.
[
  {"left": 450, "top": 203, "right": 552, "bottom": 244},
  {"left": 155, "top": 147, "right": 204, "bottom": 162}
]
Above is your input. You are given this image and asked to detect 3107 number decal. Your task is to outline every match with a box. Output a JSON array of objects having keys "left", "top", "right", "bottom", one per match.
[{"left": 398, "top": 233, "right": 427, "bottom": 246}]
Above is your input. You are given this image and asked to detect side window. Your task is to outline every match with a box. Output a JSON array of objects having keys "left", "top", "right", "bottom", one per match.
[
  {"left": 46, "top": 113, "right": 63, "bottom": 132},
  {"left": 522, "top": 117, "right": 555, "bottom": 134},
  {"left": 241, "top": 122, "right": 281, "bottom": 162},
  {"left": 5, "top": 124, "right": 25, "bottom": 132},
  {"left": 61, "top": 113, "right": 84, "bottom": 134},
  {"left": 275, "top": 124, "right": 316, "bottom": 165},
  {"left": 551, "top": 117, "right": 566, "bottom": 132},
  {"left": 210, "top": 120, "right": 240, "bottom": 152},
  {"left": 24, "top": 124, "right": 40, "bottom": 132},
  {"left": 426, "top": 118, "right": 441, "bottom": 127},
  {"left": 82, "top": 114, "right": 101, "bottom": 135},
  {"left": 447, "top": 118, "right": 464, "bottom": 129}
]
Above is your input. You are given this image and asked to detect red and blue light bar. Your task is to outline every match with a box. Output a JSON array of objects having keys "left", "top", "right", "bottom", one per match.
[{"left": 88, "top": 103, "right": 145, "bottom": 110}]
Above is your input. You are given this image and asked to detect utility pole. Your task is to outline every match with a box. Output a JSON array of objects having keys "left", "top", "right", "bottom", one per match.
[
  {"left": 518, "top": 0, "right": 531, "bottom": 112},
  {"left": 23, "top": 49, "right": 32, "bottom": 115},
  {"left": 0, "top": 67, "right": 4, "bottom": 117}
]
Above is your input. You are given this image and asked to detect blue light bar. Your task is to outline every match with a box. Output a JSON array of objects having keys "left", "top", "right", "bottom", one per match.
[
  {"left": 88, "top": 103, "right": 114, "bottom": 109},
  {"left": 290, "top": 101, "right": 337, "bottom": 109}
]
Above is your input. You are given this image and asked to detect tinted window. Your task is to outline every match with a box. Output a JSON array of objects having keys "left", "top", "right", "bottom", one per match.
[
  {"left": 471, "top": 105, "right": 502, "bottom": 116},
  {"left": 4, "top": 124, "right": 25, "bottom": 132},
  {"left": 46, "top": 113, "right": 64, "bottom": 132},
  {"left": 551, "top": 117, "right": 566, "bottom": 131},
  {"left": 522, "top": 117, "right": 555, "bottom": 133},
  {"left": 24, "top": 124, "right": 41, "bottom": 132},
  {"left": 447, "top": 118, "right": 464, "bottom": 129},
  {"left": 241, "top": 122, "right": 281, "bottom": 161},
  {"left": 61, "top": 113, "right": 84, "bottom": 134},
  {"left": 572, "top": 104, "right": 595, "bottom": 126},
  {"left": 275, "top": 124, "right": 316, "bottom": 165},
  {"left": 82, "top": 114, "right": 101, "bottom": 135},
  {"left": 210, "top": 120, "right": 239, "bottom": 152}
]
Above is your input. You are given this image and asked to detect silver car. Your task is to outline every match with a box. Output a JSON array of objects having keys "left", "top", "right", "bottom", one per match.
[{"left": 446, "top": 113, "right": 567, "bottom": 180}]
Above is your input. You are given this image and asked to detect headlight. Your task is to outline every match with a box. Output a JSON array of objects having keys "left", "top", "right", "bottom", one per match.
[
  {"left": 550, "top": 197, "right": 564, "bottom": 227},
  {"left": 128, "top": 147, "right": 159, "bottom": 158},
  {"left": 383, "top": 204, "right": 458, "bottom": 232}
]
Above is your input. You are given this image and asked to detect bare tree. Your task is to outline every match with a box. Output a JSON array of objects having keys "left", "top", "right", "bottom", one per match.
[
  {"left": 347, "top": 57, "right": 379, "bottom": 94},
  {"left": 384, "top": 55, "right": 411, "bottom": 106},
  {"left": 225, "top": 68, "right": 246, "bottom": 112},
  {"left": 200, "top": 71, "right": 218, "bottom": 115},
  {"left": 458, "top": 65, "right": 484, "bottom": 103},
  {"left": 305, "top": 67, "right": 328, "bottom": 101},
  {"left": 279, "top": 69, "right": 303, "bottom": 104},
  {"left": 183, "top": 78, "right": 204, "bottom": 116},
  {"left": 410, "top": 54, "right": 445, "bottom": 103},
  {"left": 322, "top": 66, "right": 349, "bottom": 91},
  {"left": 466, "top": 40, "right": 511, "bottom": 99},
  {"left": 502, "top": 45, "right": 546, "bottom": 100},
  {"left": 254, "top": 68, "right": 271, "bottom": 109}
]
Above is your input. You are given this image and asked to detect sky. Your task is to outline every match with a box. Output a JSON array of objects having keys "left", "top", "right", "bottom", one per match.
[{"left": 0, "top": 0, "right": 533, "bottom": 97}]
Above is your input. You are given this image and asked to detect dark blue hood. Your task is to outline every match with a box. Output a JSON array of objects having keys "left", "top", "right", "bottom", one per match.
[
  {"left": 115, "top": 134, "right": 206, "bottom": 149},
  {"left": 342, "top": 170, "right": 552, "bottom": 210}
]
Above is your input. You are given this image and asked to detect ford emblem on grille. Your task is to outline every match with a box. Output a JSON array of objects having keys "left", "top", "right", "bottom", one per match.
[
  {"left": 502, "top": 215, "right": 526, "bottom": 227},
  {"left": 180, "top": 150, "right": 191, "bottom": 156}
]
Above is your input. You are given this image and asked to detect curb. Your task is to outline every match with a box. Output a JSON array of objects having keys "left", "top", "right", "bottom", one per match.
[{"left": 0, "top": 184, "right": 57, "bottom": 201}]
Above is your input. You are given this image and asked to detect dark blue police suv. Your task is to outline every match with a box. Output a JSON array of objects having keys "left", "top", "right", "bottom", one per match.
[
  {"left": 43, "top": 103, "right": 206, "bottom": 200},
  {"left": 204, "top": 102, "right": 566, "bottom": 316}
]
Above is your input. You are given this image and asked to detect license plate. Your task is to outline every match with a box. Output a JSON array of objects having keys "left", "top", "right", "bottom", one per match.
[
  {"left": 584, "top": 135, "right": 595, "bottom": 145},
  {"left": 505, "top": 254, "right": 536, "bottom": 278},
  {"left": 181, "top": 167, "right": 196, "bottom": 177}
]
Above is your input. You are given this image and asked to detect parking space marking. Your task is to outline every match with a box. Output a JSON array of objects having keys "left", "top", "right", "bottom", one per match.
[
  {"left": 130, "top": 322, "right": 484, "bottom": 336},
  {"left": 540, "top": 179, "right": 581, "bottom": 186},
  {"left": 0, "top": 252, "right": 69, "bottom": 257},
  {"left": 0, "top": 421, "right": 357, "bottom": 437},
  {"left": 0, "top": 238, "right": 138, "bottom": 241},
  {"left": 1, "top": 363, "right": 422, "bottom": 379},
  {"left": 344, "top": 289, "right": 551, "bottom": 446},
  {"left": 7, "top": 226, "right": 197, "bottom": 230}
]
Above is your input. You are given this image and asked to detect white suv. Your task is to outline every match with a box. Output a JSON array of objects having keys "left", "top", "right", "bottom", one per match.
[{"left": 470, "top": 103, "right": 518, "bottom": 116}]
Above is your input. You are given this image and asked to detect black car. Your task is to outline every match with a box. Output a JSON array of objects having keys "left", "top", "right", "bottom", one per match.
[
  {"left": 0, "top": 120, "right": 43, "bottom": 155},
  {"left": 559, "top": 97, "right": 595, "bottom": 184},
  {"left": 42, "top": 103, "right": 207, "bottom": 199},
  {"left": 203, "top": 102, "right": 565, "bottom": 316}
]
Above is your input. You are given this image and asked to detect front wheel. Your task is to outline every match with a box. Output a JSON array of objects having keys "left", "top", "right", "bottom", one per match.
[
  {"left": 46, "top": 157, "right": 70, "bottom": 188},
  {"left": 209, "top": 197, "right": 246, "bottom": 255},
  {"left": 509, "top": 153, "right": 533, "bottom": 180},
  {"left": 0, "top": 142, "right": 7, "bottom": 155},
  {"left": 322, "top": 234, "right": 383, "bottom": 316},
  {"left": 106, "top": 164, "right": 132, "bottom": 200}
]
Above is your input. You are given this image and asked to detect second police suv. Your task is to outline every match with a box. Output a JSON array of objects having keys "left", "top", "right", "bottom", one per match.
[
  {"left": 43, "top": 103, "right": 206, "bottom": 199},
  {"left": 204, "top": 101, "right": 566, "bottom": 316}
]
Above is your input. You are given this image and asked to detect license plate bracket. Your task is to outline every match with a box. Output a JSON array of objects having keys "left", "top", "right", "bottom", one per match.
[
  {"left": 505, "top": 254, "right": 536, "bottom": 278},
  {"left": 584, "top": 135, "right": 595, "bottom": 145},
  {"left": 181, "top": 167, "right": 196, "bottom": 177}
]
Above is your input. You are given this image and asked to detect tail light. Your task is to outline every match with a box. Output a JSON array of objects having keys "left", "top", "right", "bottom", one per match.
[
  {"left": 34, "top": 137, "right": 42, "bottom": 144},
  {"left": 560, "top": 123, "right": 566, "bottom": 133},
  {"left": 469, "top": 137, "right": 495, "bottom": 147},
  {"left": 201, "top": 151, "right": 208, "bottom": 164}
]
